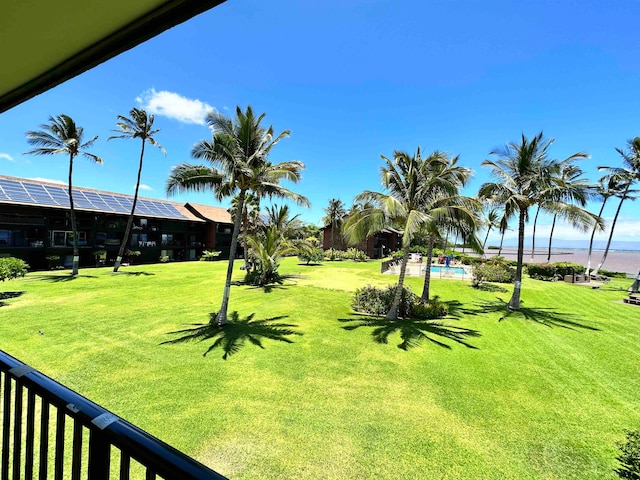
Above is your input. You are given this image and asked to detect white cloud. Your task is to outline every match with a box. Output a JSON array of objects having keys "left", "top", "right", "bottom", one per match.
[
  {"left": 0, "top": 153, "right": 14, "bottom": 161},
  {"left": 29, "top": 177, "right": 66, "bottom": 185},
  {"left": 136, "top": 88, "right": 215, "bottom": 125},
  {"left": 138, "top": 184, "right": 153, "bottom": 191}
]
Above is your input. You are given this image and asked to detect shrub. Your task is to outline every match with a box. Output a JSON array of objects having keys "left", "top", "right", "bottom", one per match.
[
  {"left": 552, "top": 262, "right": 585, "bottom": 277},
  {"left": 352, "top": 284, "right": 418, "bottom": 318},
  {"left": 0, "top": 257, "right": 29, "bottom": 282},
  {"left": 615, "top": 430, "right": 640, "bottom": 479},
  {"left": 298, "top": 248, "right": 324, "bottom": 265},
  {"left": 345, "top": 248, "right": 368, "bottom": 262},
  {"left": 410, "top": 297, "right": 449, "bottom": 319},
  {"left": 458, "top": 255, "right": 483, "bottom": 266},
  {"left": 599, "top": 269, "right": 627, "bottom": 279},
  {"left": 527, "top": 264, "right": 557, "bottom": 279},
  {"left": 324, "top": 248, "right": 344, "bottom": 261},
  {"left": 200, "top": 250, "right": 222, "bottom": 261},
  {"left": 472, "top": 263, "right": 515, "bottom": 287}
]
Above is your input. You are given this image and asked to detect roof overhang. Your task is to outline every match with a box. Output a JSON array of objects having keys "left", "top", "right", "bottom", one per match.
[{"left": 0, "top": 0, "right": 226, "bottom": 113}]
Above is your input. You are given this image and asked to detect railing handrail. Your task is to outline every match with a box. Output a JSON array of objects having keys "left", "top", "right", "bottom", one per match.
[{"left": 0, "top": 349, "right": 228, "bottom": 479}]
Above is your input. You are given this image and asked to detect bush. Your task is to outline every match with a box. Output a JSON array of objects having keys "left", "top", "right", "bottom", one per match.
[
  {"left": 346, "top": 248, "right": 368, "bottom": 262},
  {"left": 352, "top": 284, "right": 418, "bottom": 318},
  {"left": 552, "top": 262, "right": 585, "bottom": 277},
  {"left": 615, "top": 430, "right": 640, "bottom": 479},
  {"left": 472, "top": 263, "right": 515, "bottom": 287},
  {"left": 527, "top": 264, "right": 557, "bottom": 279},
  {"left": 324, "top": 248, "right": 344, "bottom": 261},
  {"left": 410, "top": 297, "right": 449, "bottom": 319},
  {"left": 600, "top": 268, "right": 627, "bottom": 279},
  {"left": 458, "top": 255, "right": 483, "bottom": 266},
  {"left": 298, "top": 248, "right": 324, "bottom": 265},
  {"left": 200, "top": 250, "right": 222, "bottom": 261},
  {"left": 0, "top": 257, "right": 29, "bottom": 282}
]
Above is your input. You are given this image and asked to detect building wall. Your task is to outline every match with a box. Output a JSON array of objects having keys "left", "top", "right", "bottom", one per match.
[{"left": 321, "top": 225, "right": 400, "bottom": 259}]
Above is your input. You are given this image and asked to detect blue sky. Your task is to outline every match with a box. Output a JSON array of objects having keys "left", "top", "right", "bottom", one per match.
[{"left": 2, "top": 0, "right": 640, "bottom": 245}]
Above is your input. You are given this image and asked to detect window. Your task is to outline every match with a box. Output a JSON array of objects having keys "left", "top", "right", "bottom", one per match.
[
  {"left": 51, "top": 231, "right": 87, "bottom": 247},
  {"left": 0, "top": 230, "right": 10, "bottom": 246}
]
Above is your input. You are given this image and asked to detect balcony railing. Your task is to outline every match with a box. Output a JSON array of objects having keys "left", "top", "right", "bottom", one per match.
[{"left": 0, "top": 350, "right": 228, "bottom": 480}]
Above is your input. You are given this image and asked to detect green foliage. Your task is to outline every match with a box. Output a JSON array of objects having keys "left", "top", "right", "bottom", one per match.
[
  {"left": 458, "top": 255, "right": 483, "bottom": 266},
  {"left": 600, "top": 268, "right": 627, "bottom": 278},
  {"left": 552, "top": 262, "right": 585, "bottom": 276},
  {"left": 352, "top": 284, "right": 419, "bottom": 318},
  {"left": 244, "top": 267, "right": 284, "bottom": 286},
  {"left": 200, "top": 250, "right": 222, "bottom": 261},
  {"left": 615, "top": 430, "right": 640, "bottom": 479},
  {"left": 527, "top": 264, "right": 557, "bottom": 279},
  {"left": 125, "top": 249, "right": 141, "bottom": 257},
  {"left": 298, "top": 248, "right": 324, "bottom": 265},
  {"left": 0, "top": 257, "right": 29, "bottom": 281},
  {"left": 346, "top": 248, "right": 368, "bottom": 262},
  {"left": 472, "top": 263, "right": 515, "bottom": 287},
  {"left": 410, "top": 297, "right": 449, "bottom": 319},
  {"left": 324, "top": 248, "right": 345, "bottom": 261}
]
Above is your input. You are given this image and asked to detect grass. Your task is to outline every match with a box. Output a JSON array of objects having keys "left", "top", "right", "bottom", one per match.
[{"left": 1, "top": 258, "right": 639, "bottom": 479}]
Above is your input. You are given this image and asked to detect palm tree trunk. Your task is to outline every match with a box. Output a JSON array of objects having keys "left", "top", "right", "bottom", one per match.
[
  {"left": 498, "top": 229, "right": 505, "bottom": 256},
  {"left": 546, "top": 214, "right": 557, "bottom": 263},
  {"left": 482, "top": 227, "right": 491, "bottom": 258},
  {"left": 530, "top": 206, "right": 540, "bottom": 263},
  {"left": 586, "top": 199, "right": 607, "bottom": 277},
  {"left": 330, "top": 220, "right": 335, "bottom": 249},
  {"left": 508, "top": 209, "right": 526, "bottom": 310},
  {"left": 421, "top": 236, "right": 435, "bottom": 303},
  {"left": 386, "top": 243, "right": 410, "bottom": 319},
  {"left": 593, "top": 184, "right": 629, "bottom": 276},
  {"left": 68, "top": 155, "right": 79, "bottom": 276},
  {"left": 216, "top": 189, "right": 246, "bottom": 325},
  {"left": 114, "top": 139, "right": 146, "bottom": 272}
]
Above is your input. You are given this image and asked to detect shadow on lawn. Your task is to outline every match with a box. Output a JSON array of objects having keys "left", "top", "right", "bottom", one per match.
[
  {"left": 110, "top": 271, "right": 155, "bottom": 276},
  {"left": 0, "top": 291, "right": 24, "bottom": 307},
  {"left": 474, "top": 298, "right": 601, "bottom": 331},
  {"left": 338, "top": 314, "right": 481, "bottom": 350},
  {"left": 161, "top": 311, "right": 302, "bottom": 359},
  {"left": 30, "top": 274, "right": 97, "bottom": 282}
]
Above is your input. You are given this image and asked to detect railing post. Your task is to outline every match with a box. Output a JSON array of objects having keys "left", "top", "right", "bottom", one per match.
[
  {"left": 2, "top": 373, "right": 11, "bottom": 480},
  {"left": 88, "top": 428, "right": 110, "bottom": 480}
]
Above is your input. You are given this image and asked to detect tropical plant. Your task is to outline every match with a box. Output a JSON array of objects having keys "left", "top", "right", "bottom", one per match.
[
  {"left": 344, "top": 147, "right": 480, "bottom": 318},
  {"left": 200, "top": 250, "right": 222, "bottom": 261},
  {"left": 0, "top": 257, "right": 29, "bottom": 281},
  {"left": 25, "top": 114, "right": 103, "bottom": 275},
  {"left": 593, "top": 139, "right": 640, "bottom": 279},
  {"left": 245, "top": 225, "right": 298, "bottom": 286},
  {"left": 479, "top": 132, "right": 594, "bottom": 310},
  {"left": 481, "top": 208, "right": 502, "bottom": 256},
  {"left": 108, "top": 108, "right": 165, "bottom": 272},
  {"left": 615, "top": 430, "right": 640, "bottom": 479},
  {"left": 166, "top": 106, "right": 309, "bottom": 324},
  {"left": 322, "top": 198, "right": 346, "bottom": 249}
]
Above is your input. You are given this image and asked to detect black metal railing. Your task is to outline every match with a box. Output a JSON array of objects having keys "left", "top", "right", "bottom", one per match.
[{"left": 0, "top": 350, "right": 228, "bottom": 480}]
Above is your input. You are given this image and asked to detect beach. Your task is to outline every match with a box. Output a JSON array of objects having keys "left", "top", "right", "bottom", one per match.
[{"left": 482, "top": 247, "right": 640, "bottom": 275}]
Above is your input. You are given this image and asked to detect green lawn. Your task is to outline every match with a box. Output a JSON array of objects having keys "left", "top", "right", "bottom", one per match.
[{"left": 1, "top": 258, "right": 639, "bottom": 479}]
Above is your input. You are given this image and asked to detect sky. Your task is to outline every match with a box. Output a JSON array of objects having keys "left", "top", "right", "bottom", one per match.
[{"left": 2, "top": 0, "right": 640, "bottom": 247}]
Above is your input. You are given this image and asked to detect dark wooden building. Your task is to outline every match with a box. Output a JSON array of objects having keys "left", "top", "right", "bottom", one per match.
[
  {"left": 0, "top": 175, "right": 234, "bottom": 270},
  {"left": 322, "top": 224, "right": 401, "bottom": 259}
]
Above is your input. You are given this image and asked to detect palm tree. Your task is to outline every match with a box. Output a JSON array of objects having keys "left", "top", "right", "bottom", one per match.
[
  {"left": 229, "top": 192, "right": 261, "bottom": 265},
  {"left": 497, "top": 214, "right": 509, "bottom": 256},
  {"left": 594, "top": 138, "right": 640, "bottom": 278},
  {"left": 166, "top": 105, "right": 309, "bottom": 325},
  {"left": 322, "top": 198, "right": 346, "bottom": 249},
  {"left": 543, "top": 163, "right": 597, "bottom": 262},
  {"left": 481, "top": 208, "right": 502, "bottom": 256},
  {"left": 344, "top": 147, "right": 478, "bottom": 318},
  {"left": 108, "top": 108, "right": 165, "bottom": 272},
  {"left": 25, "top": 115, "right": 102, "bottom": 276},
  {"left": 479, "top": 132, "right": 591, "bottom": 310}
]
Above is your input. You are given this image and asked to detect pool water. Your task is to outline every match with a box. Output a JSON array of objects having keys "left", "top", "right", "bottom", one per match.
[{"left": 428, "top": 266, "right": 467, "bottom": 274}]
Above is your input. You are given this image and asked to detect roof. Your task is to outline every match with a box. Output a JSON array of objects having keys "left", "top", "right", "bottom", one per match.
[
  {"left": 0, "top": 175, "right": 205, "bottom": 222},
  {"left": 185, "top": 203, "right": 232, "bottom": 224},
  {"left": 0, "top": 0, "right": 226, "bottom": 113}
]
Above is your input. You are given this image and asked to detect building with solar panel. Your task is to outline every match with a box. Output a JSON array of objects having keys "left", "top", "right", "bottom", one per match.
[{"left": 0, "top": 175, "right": 235, "bottom": 270}]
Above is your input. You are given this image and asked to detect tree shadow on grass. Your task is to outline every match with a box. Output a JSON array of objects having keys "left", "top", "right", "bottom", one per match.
[
  {"left": 473, "top": 298, "right": 601, "bottom": 331},
  {"left": 338, "top": 314, "right": 481, "bottom": 350},
  {"left": 110, "top": 271, "right": 155, "bottom": 276},
  {"left": 29, "top": 274, "right": 97, "bottom": 282},
  {"left": 0, "top": 291, "right": 24, "bottom": 307},
  {"left": 161, "top": 311, "right": 302, "bottom": 359}
]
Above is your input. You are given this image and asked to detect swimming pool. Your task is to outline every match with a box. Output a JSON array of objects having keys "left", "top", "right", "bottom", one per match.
[{"left": 428, "top": 266, "right": 467, "bottom": 275}]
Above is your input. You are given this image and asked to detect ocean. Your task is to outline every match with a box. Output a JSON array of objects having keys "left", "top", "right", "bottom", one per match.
[{"left": 483, "top": 247, "right": 640, "bottom": 275}]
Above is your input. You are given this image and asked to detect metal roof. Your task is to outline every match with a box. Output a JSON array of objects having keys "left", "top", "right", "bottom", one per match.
[{"left": 0, "top": 0, "right": 226, "bottom": 113}]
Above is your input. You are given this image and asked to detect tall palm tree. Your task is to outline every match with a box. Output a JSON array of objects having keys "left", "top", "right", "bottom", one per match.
[
  {"left": 166, "top": 105, "right": 309, "bottom": 325},
  {"left": 594, "top": 138, "right": 640, "bottom": 277},
  {"left": 586, "top": 175, "right": 628, "bottom": 277},
  {"left": 543, "top": 163, "right": 596, "bottom": 262},
  {"left": 344, "top": 147, "right": 478, "bottom": 318},
  {"left": 497, "top": 214, "right": 510, "bottom": 256},
  {"left": 108, "top": 108, "right": 165, "bottom": 272},
  {"left": 322, "top": 198, "right": 346, "bottom": 249},
  {"left": 479, "top": 132, "right": 591, "bottom": 310},
  {"left": 25, "top": 115, "right": 102, "bottom": 276},
  {"left": 481, "top": 207, "right": 502, "bottom": 256},
  {"left": 229, "top": 192, "right": 261, "bottom": 265}
]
